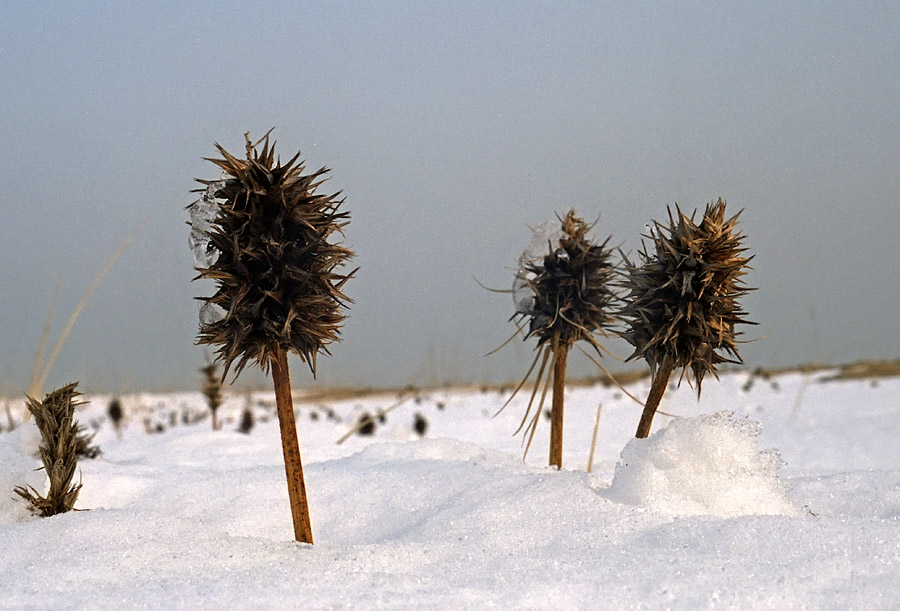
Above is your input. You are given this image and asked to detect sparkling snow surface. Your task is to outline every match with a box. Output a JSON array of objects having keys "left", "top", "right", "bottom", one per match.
[{"left": 2, "top": 370, "right": 899, "bottom": 609}]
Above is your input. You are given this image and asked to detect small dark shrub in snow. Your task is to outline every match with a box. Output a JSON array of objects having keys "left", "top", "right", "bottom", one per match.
[
  {"left": 356, "top": 412, "right": 376, "bottom": 436},
  {"left": 75, "top": 424, "right": 101, "bottom": 459},
  {"left": 200, "top": 361, "right": 223, "bottom": 431},
  {"left": 413, "top": 413, "right": 428, "bottom": 436},
  {"left": 14, "top": 383, "right": 84, "bottom": 517},
  {"left": 108, "top": 397, "right": 123, "bottom": 435},
  {"left": 237, "top": 407, "right": 255, "bottom": 435},
  {"left": 741, "top": 376, "right": 754, "bottom": 393}
]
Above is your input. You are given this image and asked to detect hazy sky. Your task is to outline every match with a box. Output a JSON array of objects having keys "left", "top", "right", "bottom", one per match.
[{"left": 2, "top": 2, "right": 899, "bottom": 394}]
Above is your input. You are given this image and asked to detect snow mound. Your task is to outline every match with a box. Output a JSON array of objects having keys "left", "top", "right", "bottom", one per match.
[
  {"left": 0, "top": 428, "right": 42, "bottom": 523},
  {"left": 605, "top": 412, "right": 797, "bottom": 517}
]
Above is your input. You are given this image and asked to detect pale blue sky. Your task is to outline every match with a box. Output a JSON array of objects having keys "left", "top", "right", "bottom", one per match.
[{"left": 2, "top": 2, "right": 899, "bottom": 393}]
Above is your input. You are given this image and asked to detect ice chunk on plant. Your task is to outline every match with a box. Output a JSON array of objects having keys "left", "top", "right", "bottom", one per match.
[
  {"left": 511, "top": 221, "right": 565, "bottom": 315},
  {"left": 188, "top": 176, "right": 226, "bottom": 267},
  {"left": 511, "top": 271, "right": 533, "bottom": 315},
  {"left": 199, "top": 302, "right": 226, "bottom": 326},
  {"left": 519, "top": 220, "right": 564, "bottom": 266}
]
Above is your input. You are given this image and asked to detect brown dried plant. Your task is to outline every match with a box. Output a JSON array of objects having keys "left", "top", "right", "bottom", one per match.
[
  {"left": 75, "top": 424, "right": 101, "bottom": 459},
  {"left": 620, "top": 198, "right": 754, "bottom": 437},
  {"left": 501, "top": 211, "right": 620, "bottom": 468},
  {"left": 108, "top": 397, "right": 124, "bottom": 438},
  {"left": 14, "top": 383, "right": 84, "bottom": 517},
  {"left": 190, "top": 130, "right": 355, "bottom": 543},
  {"left": 200, "top": 360, "right": 223, "bottom": 431},
  {"left": 192, "top": 131, "right": 355, "bottom": 382}
]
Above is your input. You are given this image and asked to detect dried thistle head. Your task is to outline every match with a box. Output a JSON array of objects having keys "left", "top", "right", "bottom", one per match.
[
  {"left": 620, "top": 198, "right": 754, "bottom": 390},
  {"left": 14, "top": 382, "right": 84, "bottom": 516},
  {"left": 514, "top": 210, "right": 620, "bottom": 349},
  {"left": 190, "top": 130, "right": 356, "bottom": 380}
]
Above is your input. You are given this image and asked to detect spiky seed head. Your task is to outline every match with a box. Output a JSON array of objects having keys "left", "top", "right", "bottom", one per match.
[
  {"left": 515, "top": 210, "right": 620, "bottom": 348},
  {"left": 14, "top": 382, "right": 84, "bottom": 516},
  {"left": 191, "top": 131, "right": 356, "bottom": 380},
  {"left": 620, "top": 198, "right": 755, "bottom": 391}
]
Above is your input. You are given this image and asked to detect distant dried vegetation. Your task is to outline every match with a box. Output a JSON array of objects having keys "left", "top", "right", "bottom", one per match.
[{"left": 497, "top": 197, "right": 755, "bottom": 457}]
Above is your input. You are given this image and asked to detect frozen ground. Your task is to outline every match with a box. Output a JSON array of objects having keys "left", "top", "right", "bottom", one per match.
[{"left": 1, "top": 368, "right": 899, "bottom": 609}]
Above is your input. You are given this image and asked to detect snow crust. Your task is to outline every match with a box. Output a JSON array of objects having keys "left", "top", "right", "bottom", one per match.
[{"left": 2, "top": 370, "right": 900, "bottom": 609}]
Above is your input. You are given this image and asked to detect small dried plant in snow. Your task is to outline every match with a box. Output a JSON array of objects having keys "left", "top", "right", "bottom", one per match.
[
  {"left": 200, "top": 360, "right": 223, "bottom": 431},
  {"left": 14, "top": 383, "right": 84, "bottom": 516}
]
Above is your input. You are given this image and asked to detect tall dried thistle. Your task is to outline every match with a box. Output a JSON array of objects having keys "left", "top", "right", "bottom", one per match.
[
  {"left": 14, "top": 383, "right": 84, "bottom": 517},
  {"left": 503, "top": 211, "right": 620, "bottom": 468},
  {"left": 621, "top": 198, "right": 754, "bottom": 437},
  {"left": 191, "top": 130, "right": 355, "bottom": 544}
]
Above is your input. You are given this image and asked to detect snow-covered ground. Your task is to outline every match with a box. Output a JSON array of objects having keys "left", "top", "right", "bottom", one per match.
[{"left": 2, "top": 369, "right": 899, "bottom": 609}]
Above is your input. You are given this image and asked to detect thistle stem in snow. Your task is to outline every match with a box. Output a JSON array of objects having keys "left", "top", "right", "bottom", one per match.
[
  {"left": 635, "top": 355, "right": 675, "bottom": 438},
  {"left": 549, "top": 342, "right": 568, "bottom": 469},
  {"left": 271, "top": 348, "right": 313, "bottom": 544}
]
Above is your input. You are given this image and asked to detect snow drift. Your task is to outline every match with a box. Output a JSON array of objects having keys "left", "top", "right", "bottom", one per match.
[
  {"left": 606, "top": 412, "right": 797, "bottom": 517},
  {"left": 2, "top": 370, "right": 900, "bottom": 609}
]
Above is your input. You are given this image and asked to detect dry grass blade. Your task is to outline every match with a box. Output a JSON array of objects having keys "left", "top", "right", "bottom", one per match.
[
  {"left": 484, "top": 319, "right": 527, "bottom": 358},
  {"left": 336, "top": 392, "right": 412, "bottom": 445},
  {"left": 575, "top": 343, "right": 642, "bottom": 405},
  {"left": 522, "top": 349, "right": 554, "bottom": 460},
  {"left": 493, "top": 341, "right": 544, "bottom": 418},
  {"left": 472, "top": 275, "right": 512, "bottom": 294},
  {"left": 587, "top": 402, "right": 603, "bottom": 473},
  {"left": 512, "top": 345, "right": 551, "bottom": 435},
  {"left": 29, "top": 220, "right": 146, "bottom": 400},
  {"left": 29, "top": 279, "right": 61, "bottom": 403}
]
